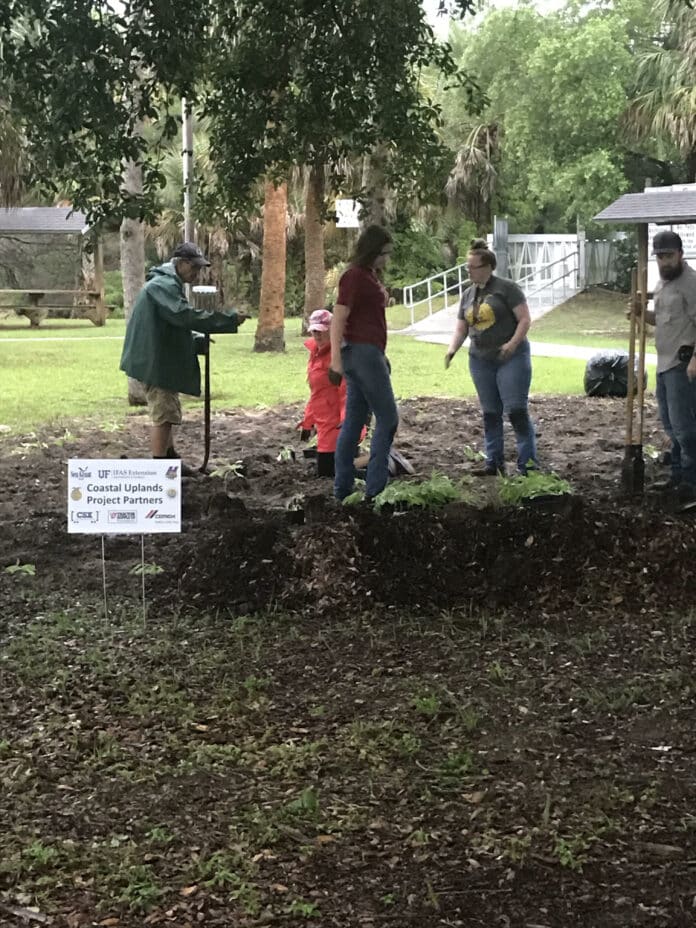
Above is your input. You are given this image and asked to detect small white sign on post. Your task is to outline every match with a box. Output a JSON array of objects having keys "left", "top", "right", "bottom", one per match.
[
  {"left": 335, "top": 198, "right": 361, "bottom": 229},
  {"left": 67, "top": 459, "right": 181, "bottom": 534}
]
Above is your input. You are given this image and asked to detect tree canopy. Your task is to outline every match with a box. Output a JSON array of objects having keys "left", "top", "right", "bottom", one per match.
[
  {"left": 1, "top": 1, "right": 210, "bottom": 223},
  {"left": 3, "top": 0, "right": 696, "bottom": 239},
  {"left": 439, "top": 0, "right": 694, "bottom": 233},
  {"left": 203, "top": 0, "right": 481, "bottom": 212},
  {"left": 1, "top": 0, "right": 481, "bottom": 225}
]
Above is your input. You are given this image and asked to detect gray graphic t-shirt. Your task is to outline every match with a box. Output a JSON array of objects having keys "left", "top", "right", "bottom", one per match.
[{"left": 458, "top": 275, "right": 526, "bottom": 360}]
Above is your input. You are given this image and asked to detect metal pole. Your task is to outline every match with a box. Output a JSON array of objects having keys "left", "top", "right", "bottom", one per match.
[
  {"left": 182, "top": 98, "right": 195, "bottom": 243},
  {"left": 101, "top": 535, "right": 108, "bottom": 624},
  {"left": 141, "top": 534, "right": 147, "bottom": 626},
  {"left": 636, "top": 226, "right": 649, "bottom": 454}
]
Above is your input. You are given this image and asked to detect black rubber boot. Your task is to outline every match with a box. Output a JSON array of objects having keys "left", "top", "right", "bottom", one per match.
[{"left": 316, "top": 452, "right": 336, "bottom": 478}]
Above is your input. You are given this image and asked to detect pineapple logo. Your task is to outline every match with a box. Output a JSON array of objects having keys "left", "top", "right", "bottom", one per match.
[{"left": 71, "top": 488, "right": 82, "bottom": 501}]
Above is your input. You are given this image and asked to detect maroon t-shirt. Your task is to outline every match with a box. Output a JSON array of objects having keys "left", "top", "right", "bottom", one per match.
[{"left": 337, "top": 264, "right": 388, "bottom": 352}]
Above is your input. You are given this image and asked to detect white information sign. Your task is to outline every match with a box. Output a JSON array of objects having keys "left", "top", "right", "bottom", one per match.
[
  {"left": 645, "top": 183, "right": 696, "bottom": 291},
  {"left": 67, "top": 459, "right": 181, "bottom": 534},
  {"left": 335, "top": 198, "right": 361, "bottom": 229}
]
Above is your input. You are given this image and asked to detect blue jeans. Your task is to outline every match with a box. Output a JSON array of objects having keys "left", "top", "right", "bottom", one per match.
[
  {"left": 656, "top": 363, "right": 696, "bottom": 486},
  {"left": 334, "top": 342, "right": 399, "bottom": 500},
  {"left": 468, "top": 340, "right": 537, "bottom": 473}
]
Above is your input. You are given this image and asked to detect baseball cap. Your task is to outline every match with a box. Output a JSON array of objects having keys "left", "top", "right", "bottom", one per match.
[
  {"left": 171, "top": 242, "right": 211, "bottom": 267},
  {"left": 652, "top": 230, "right": 683, "bottom": 255},
  {"left": 308, "top": 308, "right": 332, "bottom": 332}
]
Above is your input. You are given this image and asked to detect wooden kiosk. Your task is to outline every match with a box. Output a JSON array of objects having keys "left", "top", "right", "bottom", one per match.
[
  {"left": 595, "top": 188, "right": 696, "bottom": 495},
  {"left": 0, "top": 207, "right": 106, "bottom": 327}
]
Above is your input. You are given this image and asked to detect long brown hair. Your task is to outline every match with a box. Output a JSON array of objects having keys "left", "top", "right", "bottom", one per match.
[{"left": 351, "top": 224, "right": 393, "bottom": 270}]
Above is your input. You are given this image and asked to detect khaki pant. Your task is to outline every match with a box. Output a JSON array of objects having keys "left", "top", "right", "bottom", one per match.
[{"left": 145, "top": 386, "right": 182, "bottom": 426}]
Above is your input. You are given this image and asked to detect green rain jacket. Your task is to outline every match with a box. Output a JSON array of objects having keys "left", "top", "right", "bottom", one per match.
[{"left": 120, "top": 263, "right": 241, "bottom": 396}]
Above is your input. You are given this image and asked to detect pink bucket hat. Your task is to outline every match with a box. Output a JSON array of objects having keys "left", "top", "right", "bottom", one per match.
[{"left": 308, "top": 308, "right": 332, "bottom": 332}]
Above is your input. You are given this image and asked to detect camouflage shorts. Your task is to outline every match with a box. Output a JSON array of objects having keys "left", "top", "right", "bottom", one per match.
[{"left": 145, "top": 386, "right": 182, "bottom": 426}]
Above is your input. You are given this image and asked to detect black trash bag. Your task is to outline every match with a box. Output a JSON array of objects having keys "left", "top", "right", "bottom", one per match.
[{"left": 583, "top": 350, "right": 648, "bottom": 398}]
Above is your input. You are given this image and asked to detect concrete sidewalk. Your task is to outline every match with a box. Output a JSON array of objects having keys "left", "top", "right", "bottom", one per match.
[{"left": 402, "top": 329, "right": 657, "bottom": 365}]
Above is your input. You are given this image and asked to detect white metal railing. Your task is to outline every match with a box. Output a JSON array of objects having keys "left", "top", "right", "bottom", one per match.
[
  {"left": 518, "top": 250, "right": 579, "bottom": 308},
  {"left": 402, "top": 262, "right": 469, "bottom": 326},
  {"left": 402, "top": 251, "right": 580, "bottom": 326}
]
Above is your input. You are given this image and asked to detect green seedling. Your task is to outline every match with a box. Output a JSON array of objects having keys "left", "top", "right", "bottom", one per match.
[
  {"left": 210, "top": 460, "right": 245, "bottom": 480},
  {"left": 129, "top": 562, "right": 164, "bottom": 576},
  {"left": 439, "top": 749, "right": 475, "bottom": 782},
  {"left": 503, "top": 833, "right": 532, "bottom": 864},
  {"left": 373, "top": 472, "right": 464, "bottom": 511},
  {"left": 554, "top": 835, "right": 592, "bottom": 871},
  {"left": 145, "top": 826, "right": 175, "bottom": 846},
  {"left": 4, "top": 561, "right": 36, "bottom": 576},
  {"left": 412, "top": 693, "right": 441, "bottom": 717},
  {"left": 343, "top": 489, "right": 365, "bottom": 506},
  {"left": 497, "top": 469, "right": 572, "bottom": 505},
  {"left": 242, "top": 674, "right": 269, "bottom": 697},
  {"left": 286, "top": 899, "right": 320, "bottom": 918},
  {"left": 22, "top": 840, "right": 59, "bottom": 870},
  {"left": 117, "top": 864, "right": 163, "bottom": 911},
  {"left": 488, "top": 659, "right": 512, "bottom": 683},
  {"left": 284, "top": 786, "right": 319, "bottom": 816}
]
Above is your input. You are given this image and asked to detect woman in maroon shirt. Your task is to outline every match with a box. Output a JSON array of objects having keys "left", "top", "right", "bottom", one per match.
[{"left": 329, "top": 225, "right": 399, "bottom": 500}]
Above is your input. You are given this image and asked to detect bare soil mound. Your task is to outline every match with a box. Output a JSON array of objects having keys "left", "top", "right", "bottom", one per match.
[{"left": 0, "top": 393, "right": 684, "bottom": 624}]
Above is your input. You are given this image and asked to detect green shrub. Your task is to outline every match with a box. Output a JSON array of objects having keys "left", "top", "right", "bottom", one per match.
[
  {"left": 387, "top": 227, "right": 448, "bottom": 288},
  {"left": 104, "top": 270, "right": 124, "bottom": 316},
  {"left": 611, "top": 235, "right": 637, "bottom": 293}
]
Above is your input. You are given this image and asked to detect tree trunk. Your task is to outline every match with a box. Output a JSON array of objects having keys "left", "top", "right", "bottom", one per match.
[
  {"left": 360, "top": 143, "right": 388, "bottom": 228},
  {"left": 303, "top": 164, "right": 326, "bottom": 323},
  {"left": 687, "top": 147, "right": 696, "bottom": 183},
  {"left": 254, "top": 179, "right": 287, "bottom": 352},
  {"left": 120, "top": 157, "right": 147, "bottom": 405}
]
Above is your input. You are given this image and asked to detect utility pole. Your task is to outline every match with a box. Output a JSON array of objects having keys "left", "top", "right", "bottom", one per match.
[{"left": 182, "top": 98, "right": 195, "bottom": 243}]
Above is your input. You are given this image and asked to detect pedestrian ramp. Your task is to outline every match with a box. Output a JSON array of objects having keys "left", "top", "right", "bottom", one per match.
[{"left": 398, "top": 279, "right": 579, "bottom": 345}]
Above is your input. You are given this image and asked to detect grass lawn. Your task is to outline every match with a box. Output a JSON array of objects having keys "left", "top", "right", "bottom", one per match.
[
  {"left": 0, "top": 292, "right": 645, "bottom": 434},
  {"left": 531, "top": 288, "right": 655, "bottom": 351},
  {"left": 387, "top": 287, "right": 653, "bottom": 353}
]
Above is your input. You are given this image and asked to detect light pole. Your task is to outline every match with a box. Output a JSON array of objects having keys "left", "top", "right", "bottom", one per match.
[{"left": 182, "top": 97, "right": 195, "bottom": 243}]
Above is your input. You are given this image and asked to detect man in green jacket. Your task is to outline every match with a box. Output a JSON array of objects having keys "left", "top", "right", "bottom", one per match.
[{"left": 120, "top": 242, "right": 248, "bottom": 473}]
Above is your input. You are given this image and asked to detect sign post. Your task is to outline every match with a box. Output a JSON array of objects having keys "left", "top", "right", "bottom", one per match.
[{"left": 68, "top": 459, "right": 182, "bottom": 622}]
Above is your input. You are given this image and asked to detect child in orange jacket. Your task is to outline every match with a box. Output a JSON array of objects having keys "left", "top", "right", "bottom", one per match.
[{"left": 298, "top": 309, "right": 347, "bottom": 477}]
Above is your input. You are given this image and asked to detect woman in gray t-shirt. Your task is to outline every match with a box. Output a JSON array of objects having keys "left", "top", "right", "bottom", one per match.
[{"left": 445, "top": 239, "right": 537, "bottom": 475}]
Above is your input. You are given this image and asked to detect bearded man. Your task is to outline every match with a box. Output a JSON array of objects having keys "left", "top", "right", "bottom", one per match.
[{"left": 642, "top": 230, "right": 696, "bottom": 500}]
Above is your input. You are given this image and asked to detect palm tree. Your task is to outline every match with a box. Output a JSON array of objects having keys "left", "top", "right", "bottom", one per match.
[
  {"left": 120, "top": 151, "right": 148, "bottom": 406},
  {"left": 445, "top": 122, "right": 499, "bottom": 230},
  {"left": 303, "top": 164, "right": 326, "bottom": 319},
  {"left": 0, "top": 17, "right": 34, "bottom": 207},
  {"left": 0, "top": 101, "right": 25, "bottom": 207},
  {"left": 626, "top": 0, "right": 696, "bottom": 179},
  {"left": 255, "top": 179, "right": 288, "bottom": 352}
]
